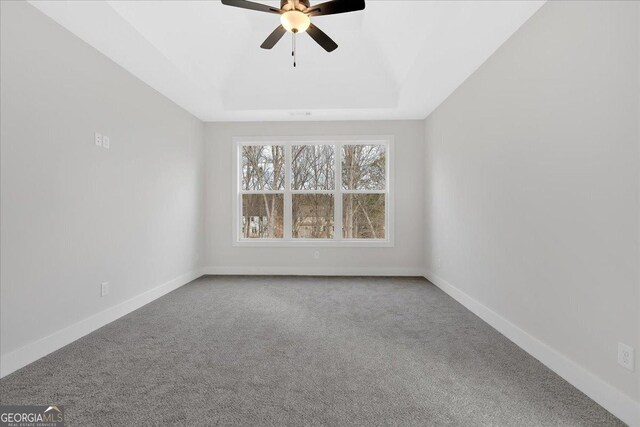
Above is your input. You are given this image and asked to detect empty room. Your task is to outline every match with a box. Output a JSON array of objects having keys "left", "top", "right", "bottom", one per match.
[{"left": 0, "top": 0, "right": 638, "bottom": 425}]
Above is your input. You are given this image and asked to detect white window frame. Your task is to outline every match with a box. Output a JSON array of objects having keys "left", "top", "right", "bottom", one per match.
[{"left": 232, "top": 135, "right": 394, "bottom": 247}]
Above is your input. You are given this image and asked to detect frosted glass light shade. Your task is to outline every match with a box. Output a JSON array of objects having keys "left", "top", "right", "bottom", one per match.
[{"left": 280, "top": 11, "right": 310, "bottom": 33}]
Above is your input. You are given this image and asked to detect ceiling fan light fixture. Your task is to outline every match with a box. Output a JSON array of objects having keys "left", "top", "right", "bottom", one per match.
[
  {"left": 280, "top": 10, "right": 310, "bottom": 33},
  {"left": 222, "top": 0, "right": 366, "bottom": 58}
]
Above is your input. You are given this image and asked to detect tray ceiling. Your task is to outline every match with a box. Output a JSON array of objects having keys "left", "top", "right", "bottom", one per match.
[{"left": 29, "top": 1, "right": 545, "bottom": 121}]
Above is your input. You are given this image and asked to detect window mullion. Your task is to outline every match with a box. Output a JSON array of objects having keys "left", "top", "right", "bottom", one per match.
[
  {"left": 236, "top": 143, "right": 242, "bottom": 242},
  {"left": 284, "top": 144, "right": 292, "bottom": 240},
  {"left": 334, "top": 143, "right": 342, "bottom": 241},
  {"left": 341, "top": 189, "right": 386, "bottom": 194},
  {"left": 291, "top": 190, "right": 336, "bottom": 194},
  {"left": 239, "top": 191, "right": 285, "bottom": 196}
]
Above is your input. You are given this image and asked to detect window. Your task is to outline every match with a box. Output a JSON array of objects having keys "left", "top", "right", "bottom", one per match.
[{"left": 234, "top": 136, "right": 393, "bottom": 246}]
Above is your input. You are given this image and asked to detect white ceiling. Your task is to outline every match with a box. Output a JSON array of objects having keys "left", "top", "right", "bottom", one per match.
[{"left": 29, "top": 1, "right": 544, "bottom": 122}]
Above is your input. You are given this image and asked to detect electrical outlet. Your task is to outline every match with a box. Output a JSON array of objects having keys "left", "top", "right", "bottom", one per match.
[
  {"left": 102, "top": 135, "right": 110, "bottom": 149},
  {"left": 100, "top": 282, "right": 109, "bottom": 297},
  {"left": 314, "top": 251, "right": 320, "bottom": 260},
  {"left": 94, "top": 132, "right": 102, "bottom": 147},
  {"left": 618, "top": 343, "right": 634, "bottom": 371}
]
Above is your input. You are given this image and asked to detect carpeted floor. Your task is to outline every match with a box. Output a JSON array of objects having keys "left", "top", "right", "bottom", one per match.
[{"left": 0, "top": 276, "right": 623, "bottom": 426}]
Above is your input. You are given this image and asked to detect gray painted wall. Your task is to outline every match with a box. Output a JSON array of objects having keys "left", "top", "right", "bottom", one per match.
[
  {"left": 204, "top": 121, "right": 425, "bottom": 275},
  {"left": 424, "top": 0, "right": 639, "bottom": 403},
  {"left": 0, "top": 1, "right": 205, "bottom": 358}
]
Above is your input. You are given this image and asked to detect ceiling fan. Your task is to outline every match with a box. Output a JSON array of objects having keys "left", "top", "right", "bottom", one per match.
[{"left": 221, "top": 0, "right": 365, "bottom": 67}]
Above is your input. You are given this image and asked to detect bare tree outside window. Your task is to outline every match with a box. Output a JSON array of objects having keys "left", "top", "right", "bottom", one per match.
[
  {"left": 293, "top": 194, "right": 334, "bottom": 239},
  {"left": 241, "top": 145, "right": 284, "bottom": 238},
  {"left": 342, "top": 145, "right": 386, "bottom": 239},
  {"left": 292, "top": 145, "right": 335, "bottom": 190},
  {"left": 342, "top": 145, "right": 385, "bottom": 190},
  {"left": 242, "top": 145, "right": 285, "bottom": 190},
  {"left": 242, "top": 194, "right": 283, "bottom": 238},
  {"left": 291, "top": 144, "right": 335, "bottom": 239},
  {"left": 343, "top": 194, "right": 385, "bottom": 239}
]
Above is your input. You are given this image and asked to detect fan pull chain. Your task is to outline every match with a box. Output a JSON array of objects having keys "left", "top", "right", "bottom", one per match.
[{"left": 293, "top": 31, "right": 297, "bottom": 67}]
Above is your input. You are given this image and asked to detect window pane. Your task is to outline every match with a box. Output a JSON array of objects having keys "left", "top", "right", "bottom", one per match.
[
  {"left": 241, "top": 194, "right": 284, "bottom": 239},
  {"left": 342, "top": 145, "right": 386, "bottom": 190},
  {"left": 292, "top": 194, "right": 334, "bottom": 239},
  {"left": 343, "top": 194, "right": 385, "bottom": 239},
  {"left": 242, "top": 145, "right": 285, "bottom": 190},
  {"left": 292, "top": 145, "right": 335, "bottom": 190}
]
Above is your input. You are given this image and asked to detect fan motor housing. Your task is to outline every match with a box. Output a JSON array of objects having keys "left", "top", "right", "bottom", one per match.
[{"left": 281, "top": 0, "right": 310, "bottom": 12}]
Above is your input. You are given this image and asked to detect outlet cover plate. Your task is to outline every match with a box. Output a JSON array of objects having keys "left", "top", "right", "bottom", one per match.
[{"left": 617, "top": 342, "right": 635, "bottom": 371}]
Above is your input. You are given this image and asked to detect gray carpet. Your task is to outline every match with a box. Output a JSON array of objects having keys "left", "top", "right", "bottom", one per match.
[{"left": 0, "top": 276, "right": 623, "bottom": 426}]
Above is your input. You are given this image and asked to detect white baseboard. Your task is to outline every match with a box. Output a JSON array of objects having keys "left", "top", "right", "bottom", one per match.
[
  {"left": 203, "top": 266, "right": 426, "bottom": 277},
  {"left": 424, "top": 270, "right": 640, "bottom": 427},
  {"left": 0, "top": 268, "right": 205, "bottom": 379}
]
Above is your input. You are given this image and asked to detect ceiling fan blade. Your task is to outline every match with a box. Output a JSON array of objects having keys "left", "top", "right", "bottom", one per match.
[
  {"left": 261, "top": 25, "right": 287, "bottom": 49},
  {"left": 304, "top": 0, "right": 365, "bottom": 17},
  {"left": 307, "top": 23, "right": 338, "bottom": 52},
  {"left": 221, "top": 0, "right": 281, "bottom": 14}
]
